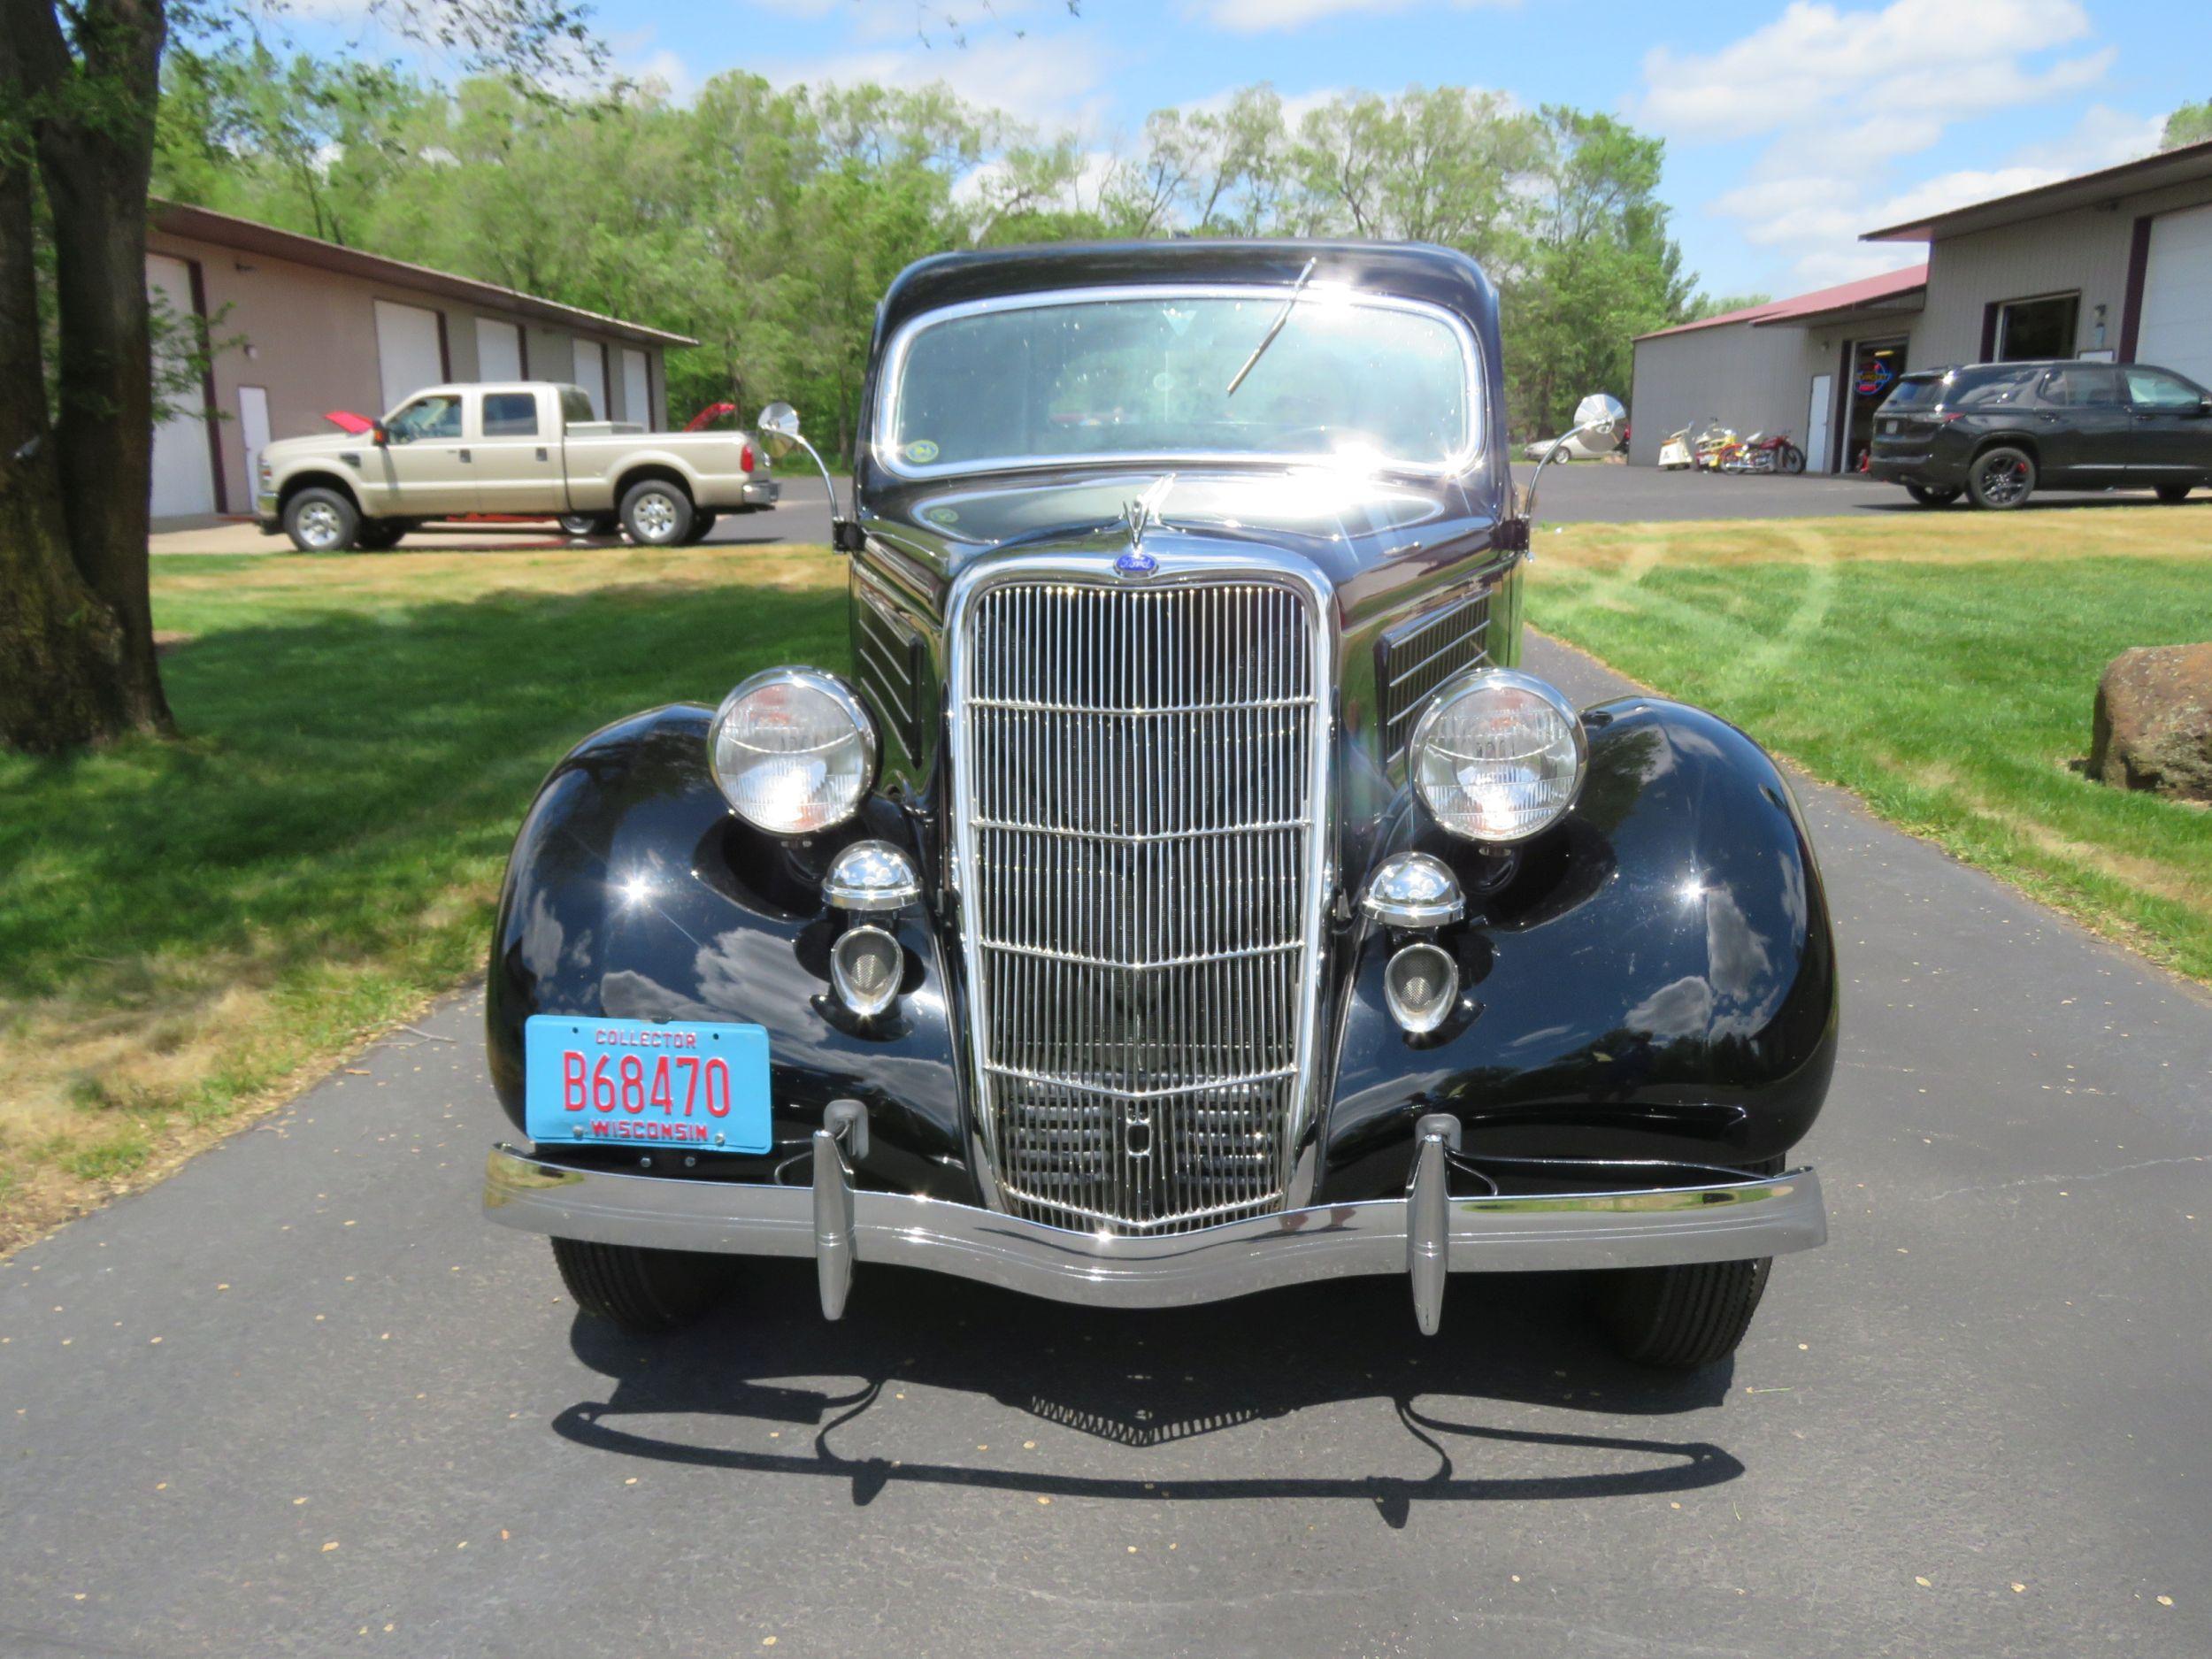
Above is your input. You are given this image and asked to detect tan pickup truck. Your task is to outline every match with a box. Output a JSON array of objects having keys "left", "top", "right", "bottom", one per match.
[{"left": 254, "top": 381, "right": 779, "bottom": 551}]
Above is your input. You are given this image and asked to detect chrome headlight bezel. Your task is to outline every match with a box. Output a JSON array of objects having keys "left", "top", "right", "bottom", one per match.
[
  {"left": 1408, "top": 666, "right": 1588, "bottom": 844},
  {"left": 708, "top": 666, "right": 878, "bottom": 836}
]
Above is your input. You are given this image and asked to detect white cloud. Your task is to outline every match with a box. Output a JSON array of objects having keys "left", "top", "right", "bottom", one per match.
[
  {"left": 1640, "top": 0, "right": 2151, "bottom": 288},
  {"left": 1201, "top": 0, "right": 1517, "bottom": 37},
  {"left": 756, "top": 32, "right": 1115, "bottom": 134},
  {"left": 1634, "top": 0, "right": 2103, "bottom": 142}
]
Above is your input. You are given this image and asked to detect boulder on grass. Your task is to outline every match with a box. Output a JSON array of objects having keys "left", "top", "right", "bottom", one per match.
[{"left": 2089, "top": 643, "right": 2212, "bottom": 803}]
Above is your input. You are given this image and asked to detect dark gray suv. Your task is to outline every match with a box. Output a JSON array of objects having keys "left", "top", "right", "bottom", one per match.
[{"left": 1868, "top": 359, "right": 2212, "bottom": 509}]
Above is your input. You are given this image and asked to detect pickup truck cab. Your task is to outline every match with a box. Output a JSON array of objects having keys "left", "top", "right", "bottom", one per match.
[{"left": 255, "top": 380, "right": 780, "bottom": 551}]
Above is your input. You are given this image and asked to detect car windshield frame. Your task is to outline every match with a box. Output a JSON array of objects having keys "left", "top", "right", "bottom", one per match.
[{"left": 872, "top": 282, "right": 1486, "bottom": 483}]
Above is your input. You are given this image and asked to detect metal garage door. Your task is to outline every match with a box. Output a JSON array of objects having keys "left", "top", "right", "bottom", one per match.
[
  {"left": 2138, "top": 203, "right": 2212, "bottom": 388},
  {"left": 620, "top": 348, "right": 649, "bottom": 427},
  {"left": 374, "top": 299, "right": 445, "bottom": 414},
  {"left": 475, "top": 316, "right": 523, "bottom": 381},
  {"left": 146, "top": 254, "right": 216, "bottom": 518}
]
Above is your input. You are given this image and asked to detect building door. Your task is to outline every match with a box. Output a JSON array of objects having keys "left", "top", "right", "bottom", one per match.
[
  {"left": 239, "top": 387, "right": 271, "bottom": 507},
  {"left": 1805, "top": 373, "right": 1833, "bottom": 474},
  {"left": 146, "top": 253, "right": 216, "bottom": 518},
  {"left": 475, "top": 317, "right": 524, "bottom": 381},
  {"left": 2137, "top": 203, "right": 2212, "bottom": 387},
  {"left": 374, "top": 299, "right": 446, "bottom": 414},
  {"left": 1844, "top": 338, "right": 1908, "bottom": 472},
  {"left": 620, "top": 348, "right": 649, "bottom": 427},
  {"left": 573, "top": 340, "right": 607, "bottom": 419}
]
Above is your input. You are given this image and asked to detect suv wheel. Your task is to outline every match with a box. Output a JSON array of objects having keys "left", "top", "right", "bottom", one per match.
[
  {"left": 1905, "top": 484, "right": 1961, "bottom": 506},
  {"left": 620, "top": 480, "right": 695, "bottom": 547},
  {"left": 1967, "top": 446, "right": 2035, "bottom": 510},
  {"left": 2154, "top": 483, "right": 2195, "bottom": 504},
  {"left": 283, "top": 487, "right": 360, "bottom": 552}
]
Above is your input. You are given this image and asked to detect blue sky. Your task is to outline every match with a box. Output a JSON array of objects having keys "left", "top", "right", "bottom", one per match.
[{"left": 326, "top": 0, "right": 2208, "bottom": 303}]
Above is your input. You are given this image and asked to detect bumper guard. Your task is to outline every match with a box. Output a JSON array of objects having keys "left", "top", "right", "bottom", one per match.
[{"left": 485, "top": 1122, "right": 1825, "bottom": 1333}]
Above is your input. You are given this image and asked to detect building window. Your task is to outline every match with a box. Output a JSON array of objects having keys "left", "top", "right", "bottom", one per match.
[{"left": 1995, "top": 293, "right": 2079, "bottom": 361}]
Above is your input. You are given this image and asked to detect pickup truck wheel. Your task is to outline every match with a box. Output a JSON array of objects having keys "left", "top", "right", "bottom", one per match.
[
  {"left": 686, "top": 511, "right": 718, "bottom": 544},
  {"left": 550, "top": 1237, "right": 736, "bottom": 1334},
  {"left": 283, "top": 487, "right": 359, "bottom": 552},
  {"left": 558, "top": 512, "right": 618, "bottom": 537},
  {"left": 1905, "top": 484, "right": 1961, "bottom": 506},
  {"left": 354, "top": 520, "right": 406, "bottom": 550},
  {"left": 620, "top": 480, "right": 695, "bottom": 547},
  {"left": 1966, "top": 446, "right": 2034, "bottom": 510}
]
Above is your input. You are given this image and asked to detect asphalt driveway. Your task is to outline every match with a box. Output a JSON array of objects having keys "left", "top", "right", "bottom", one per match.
[{"left": 4, "top": 635, "right": 2209, "bottom": 1658}]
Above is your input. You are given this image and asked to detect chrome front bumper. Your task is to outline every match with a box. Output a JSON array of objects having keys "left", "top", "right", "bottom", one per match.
[{"left": 485, "top": 1126, "right": 1825, "bottom": 1334}]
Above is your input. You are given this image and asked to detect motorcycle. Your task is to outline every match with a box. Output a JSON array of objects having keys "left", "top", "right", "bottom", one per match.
[
  {"left": 1743, "top": 431, "right": 1808, "bottom": 474},
  {"left": 1657, "top": 425, "right": 1695, "bottom": 469}
]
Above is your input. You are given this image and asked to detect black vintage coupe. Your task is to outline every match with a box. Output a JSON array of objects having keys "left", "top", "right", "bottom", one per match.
[{"left": 482, "top": 242, "right": 1835, "bottom": 1369}]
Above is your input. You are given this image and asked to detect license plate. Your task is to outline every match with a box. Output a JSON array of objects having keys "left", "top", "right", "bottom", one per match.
[{"left": 524, "top": 1016, "right": 772, "bottom": 1154}]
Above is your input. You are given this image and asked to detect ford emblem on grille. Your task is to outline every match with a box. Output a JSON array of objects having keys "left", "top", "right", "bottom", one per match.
[{"left": 1114, "top": 548, "right": 1159, "bottom": 578}]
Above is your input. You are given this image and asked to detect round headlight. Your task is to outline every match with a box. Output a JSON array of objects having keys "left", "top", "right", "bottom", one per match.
[
  {"left": 1409, "top": 667, "right": 1586, "bottom": 843},
  {"left": 709, "top": 668, "right": 876, "bottom": 835}
]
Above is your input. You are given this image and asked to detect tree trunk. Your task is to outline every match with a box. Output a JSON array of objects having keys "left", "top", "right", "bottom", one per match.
[
  {"left": 0, "top": 107, "right": 129, "bottom": 752},
  {"left": 0, "top": 0, "right": 173, "bottom": 749}
]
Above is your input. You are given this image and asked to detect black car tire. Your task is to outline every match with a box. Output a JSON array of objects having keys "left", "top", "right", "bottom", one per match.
[
  {"left": 2154, "top": 483, "right": 2195, "bottom": 504},
  {"left": 1595, "top": 1256, "right": 1772, "bottom": 1370},
  {"left": 550, "top": 1237, "right": 737, "bottom": 1334},
  {"left": 620, "top": 480, "right": 695, "bottom": 547},
  {"left": 686, "top": 511, "right": 718, "bottom": 544},
  {"left": 1967, "top": 446, "right": 2035, "bottom": 510},
  {"left": 353, "top": 519, "right": 407, "bottom": 551},
  {"left": 1905, "top": 484, "right": 1962, "bottom": 506},
  {"left": 282, "top": 486, "right": 360, "bottom": 553},
  {"left": 558, "top": 512, "right": 618, "bottom": 536}
]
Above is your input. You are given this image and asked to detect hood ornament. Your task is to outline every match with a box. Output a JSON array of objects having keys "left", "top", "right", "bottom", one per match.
[{"left": 1116, "top": 475, "right": 1173, "bottom": 577}]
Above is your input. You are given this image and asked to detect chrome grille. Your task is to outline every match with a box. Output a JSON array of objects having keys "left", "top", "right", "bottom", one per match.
[{"left": 955, "top": 575, "right": 1326, "bottom": 1235}]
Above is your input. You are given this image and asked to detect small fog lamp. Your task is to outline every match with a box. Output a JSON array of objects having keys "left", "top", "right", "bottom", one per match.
[
  {"left": 1361, "top": 852, "right": 1465, "bottom": 930},
  {"left": 1385, "top": 941, "right": 1458, "bottom": 1035},
  {"left": 823, "top": 841, "right": 922, "bottom": 915},
  {"left": 831, "top": 925, "right": 903, "bottom": 1018}
]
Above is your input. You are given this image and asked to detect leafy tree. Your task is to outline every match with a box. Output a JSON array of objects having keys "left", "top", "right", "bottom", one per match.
[
  {"left": 0, "top": 0, "right": 599, "bottom": 755},
  {"left": 2162, "top": 98, "right": 2212, "bottom": 150}
]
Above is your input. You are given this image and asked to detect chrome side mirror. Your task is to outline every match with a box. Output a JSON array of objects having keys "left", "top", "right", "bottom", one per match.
[
  {"left": 756, "top": 401, "right": 862, "bottom": 552},
  {"left": 1519, "top": 390, "right": 1626, "bottom": 526}
]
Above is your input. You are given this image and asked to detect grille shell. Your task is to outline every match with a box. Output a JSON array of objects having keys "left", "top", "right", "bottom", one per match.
[{"left": 951, "top": 568, "right": 1331, "bottom": 1235}]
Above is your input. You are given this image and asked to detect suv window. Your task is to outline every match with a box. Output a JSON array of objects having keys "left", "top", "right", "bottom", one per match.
[
  {"left": 1884, "top": 375, "right": 1944, "bottom": 410},
  {"left": 1948, "top": 366, "right": 2038, "bottom": 408},
  {"left": 482, "top": 392, "right": 540, "bottom": 437},
  {"left": 2037, "top": 365, "right": 2120, "bottom": 407},
  {"left": 388, "top": 394, "right": 462, "bottom": 442},
  {"left": 2125, "top": 367, "right": 2204, "bottom": 411}
]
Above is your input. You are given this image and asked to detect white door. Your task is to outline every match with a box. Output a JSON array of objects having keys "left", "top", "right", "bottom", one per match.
[
  {"left": 1805, "top": 373, "right": 1834, "bottom": 473},
  {"left": 238, "top": 387, "right": 271, "bottom": 505},
  {"left": 475, "top": 317, "right": 524, "bottom": 382},
  {"left": 573, "top": 340, "right": 607, "bottom": 418},
  {"left": 374, "top": 299, "right": 445, "bottom": 413},
  {"left": 146, "top": 253, "right": 217, "bottom": 518},
  {"left": 620, "top": 348, "right": 650, "bottom": 427},
  {"left": 2138, "top": 203, "right": 2212, "bottom": 388}
]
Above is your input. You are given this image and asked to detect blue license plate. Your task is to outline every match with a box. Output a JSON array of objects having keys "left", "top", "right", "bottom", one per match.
[{"left": 524, "top": 1016, "right": 772, "bottom": 1154}]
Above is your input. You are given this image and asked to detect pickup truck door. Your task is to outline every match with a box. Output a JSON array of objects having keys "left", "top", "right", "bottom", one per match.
[
  {"left": 363, "top": 391, "right": 476, "bottom": 516},
  {"left": 2122, "top": 365, "right": 2212, "bottom": 481},
  {"left": 471, "top": 388, "right": 568, "bottom": 515}
]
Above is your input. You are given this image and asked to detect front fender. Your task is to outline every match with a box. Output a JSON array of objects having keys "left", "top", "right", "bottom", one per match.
[
  {"left": 1316, "top": 695, "right": 1839, "bottom": 1199},
  {"left": 484, "top": 704, "right": 973, "bottom": 1202}
]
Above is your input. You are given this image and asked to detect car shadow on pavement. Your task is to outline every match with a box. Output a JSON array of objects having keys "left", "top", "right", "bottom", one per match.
[{"left": 549, "top": 1263, "right": 1743, "bottom": 1527}]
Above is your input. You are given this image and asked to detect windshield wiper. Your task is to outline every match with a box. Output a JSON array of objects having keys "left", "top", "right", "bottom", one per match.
[{"left": 1225, "top": 257, "right": 1317, "bottom": 399}]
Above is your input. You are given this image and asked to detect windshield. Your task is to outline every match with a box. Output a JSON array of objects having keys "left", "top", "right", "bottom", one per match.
[{"left": 881, "top": 288, "right": 1477, "bottom": 476}]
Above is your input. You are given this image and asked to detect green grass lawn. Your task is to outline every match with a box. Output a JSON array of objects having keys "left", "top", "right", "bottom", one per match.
[
  {"left": 1531, "top": 507, "right": 2212, "bottom": 981},
  {"left": 0, "top": 543, "right": 849, "bottom": 1248}
]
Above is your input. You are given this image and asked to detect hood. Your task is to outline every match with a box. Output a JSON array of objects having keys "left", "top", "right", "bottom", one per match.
[{"left": 262, "top": 431, "right": 367, "bottom": 465}]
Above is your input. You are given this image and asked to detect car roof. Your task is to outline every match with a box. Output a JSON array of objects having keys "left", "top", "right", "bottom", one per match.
[{"left": 876, "top": 239, "right": 1502, "bottom": 344}]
